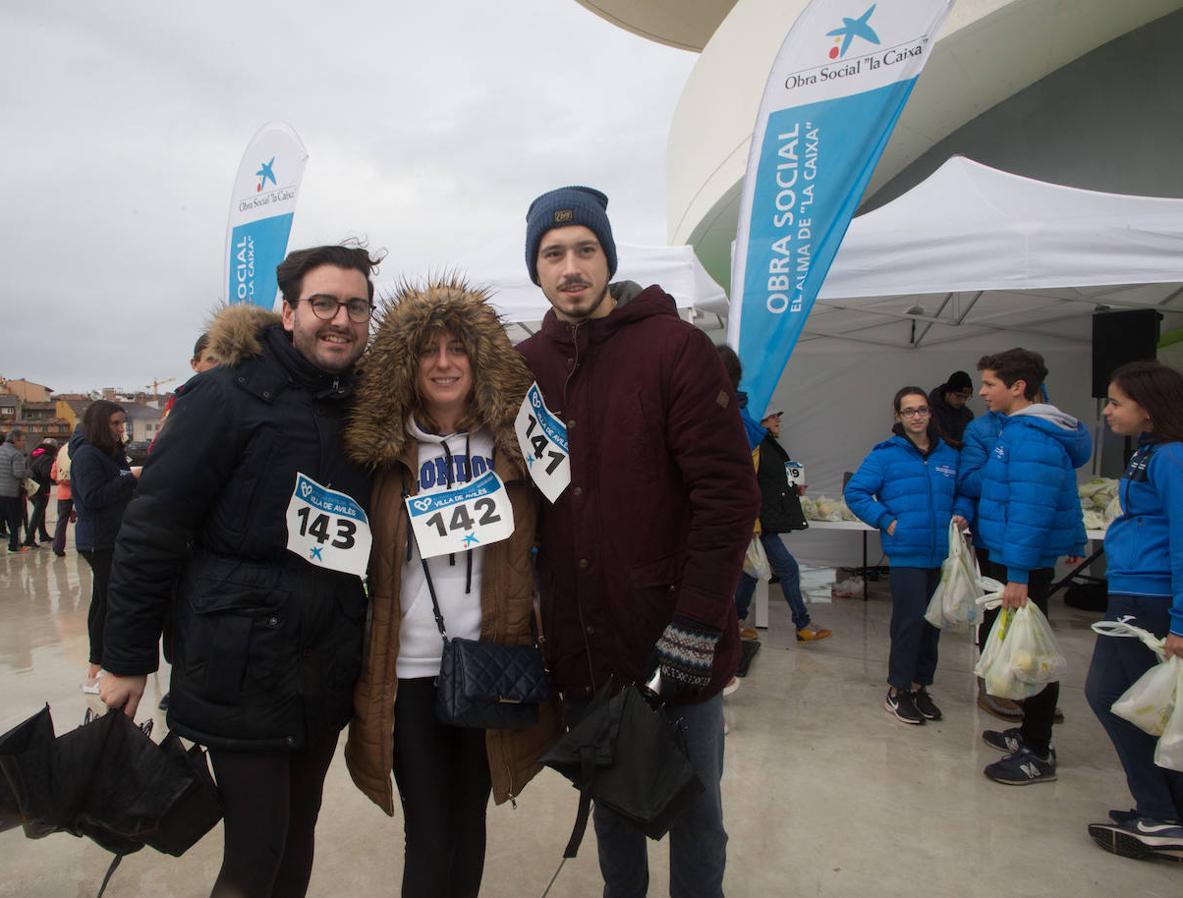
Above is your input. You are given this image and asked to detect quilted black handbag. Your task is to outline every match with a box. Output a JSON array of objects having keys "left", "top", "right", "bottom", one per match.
[{"left": 420, "top": 556, "right": 552, "bottom": 729}]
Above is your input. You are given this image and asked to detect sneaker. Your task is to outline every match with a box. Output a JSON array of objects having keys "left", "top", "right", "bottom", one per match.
[
  {"left": 739, "top": 626, "right": 759, "bottom": 641},
  {"left": 1109, "top": 808, "right": 1139, "bottom": 825},
  {"left": 7, "top": 546, "right": 30, "bottom": 554},
  {"left": 984, "top": 746, "right": 1057, "bottom": 785},
  {"left": 23, "top": 542, "right": 41, "bottom": 549},
  {"left": 1088, "top": 817, "right": 1183, "bottom": 862},
  {"left": 796, "top": 625, "right": 832, "bottom": 642},
  {"left": 722, "top": 676, "right": 741, "bottom": 697},
  {"left": 982, "top": 727, "right": 1024, "bottom": 754},
  {"left": 885, "top": 688, "right": 925, "bottom": 725},
  {"left": 913, "top": 687, "right": 942, "bottom": 721}
]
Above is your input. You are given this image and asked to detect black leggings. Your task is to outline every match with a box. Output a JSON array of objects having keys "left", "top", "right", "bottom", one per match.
[
  {"left": 394, "top": 677, "right": 492, "bottom": 898},
  {"left": 80, "top": 549, "right": 112, "bottom": 666},
  {"left": 208, "top": 727, "right": 340, "bottom": 898}
]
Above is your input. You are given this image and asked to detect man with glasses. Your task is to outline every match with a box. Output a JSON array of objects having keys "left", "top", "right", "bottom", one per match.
[{"left": 100, "top": 244, "right": 379, "bottom": 898}]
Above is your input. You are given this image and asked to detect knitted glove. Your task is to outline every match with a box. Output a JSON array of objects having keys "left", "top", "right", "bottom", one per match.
[{"left": 653, "top": 617, "right": 722, "bottom": 700}]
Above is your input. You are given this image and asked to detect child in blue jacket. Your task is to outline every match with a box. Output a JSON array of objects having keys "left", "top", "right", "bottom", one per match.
[
  {"left": 957, "top": 411, "right": 1022, "bottom": 722},
  {"left": 846, "top": 387, "right": 971, "bottom": 726},
  {"left": 1084, "top": 361, "right": 1183, "bottom": 861},
  {"left": 974, "top": 349, "right": 1091, "bottom": 786}
]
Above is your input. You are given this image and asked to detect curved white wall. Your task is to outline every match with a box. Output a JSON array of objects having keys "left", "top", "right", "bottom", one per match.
[
  {"left": 573, "top": 0, "right": 735, "bottom": 50},
  {"left": 668, "top": 0, "right": 1183, "bottom": 285}
]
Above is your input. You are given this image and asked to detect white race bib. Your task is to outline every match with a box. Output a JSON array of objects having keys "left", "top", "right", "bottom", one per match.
[
  {"left": 284, "top": 473, "right": 372, "bottom": 578},
  {"left": 514, "top": 383, "right": 571, "bottom": 504},
  {"left": 405, "top": 470, "right": 515, "bottom": 559},
  {"left": 785, "top": 460, "right": 804, "bottom": 487}
]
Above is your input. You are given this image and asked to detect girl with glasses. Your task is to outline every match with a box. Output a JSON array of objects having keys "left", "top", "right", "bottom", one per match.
[{"left": 846, "top": 386, "right": 971, "bottom": 725}]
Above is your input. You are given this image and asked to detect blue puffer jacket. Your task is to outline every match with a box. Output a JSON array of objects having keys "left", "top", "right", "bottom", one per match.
[
  {"left": 956, "top": 411, "right": 1005, "bottom": 549},
  {"left": 70, "top": 429, "right": 136, "bottom": 552},
  {"left": 1104, "top": 437, "right": 1183, "bottom": 637},
  {"left": 977, "top": 404, "right": 1091, "bottom": 582},
  {"left": 845, "top": 432, "right": 973, "bottom": 568}
]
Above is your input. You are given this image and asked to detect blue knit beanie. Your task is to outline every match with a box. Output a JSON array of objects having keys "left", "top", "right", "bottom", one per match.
[{"left": 524, "top": 186, "right": 617, "bottom": 285}]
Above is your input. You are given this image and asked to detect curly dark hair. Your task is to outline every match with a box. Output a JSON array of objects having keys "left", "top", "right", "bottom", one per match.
[{"left": 1110, "top": 360, "right": 1183, "bottom": 444}]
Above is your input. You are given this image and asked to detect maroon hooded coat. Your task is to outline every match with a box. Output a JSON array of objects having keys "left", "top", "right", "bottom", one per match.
[{"left": 517, "top": 284, "right": 760, "bottom": 701}]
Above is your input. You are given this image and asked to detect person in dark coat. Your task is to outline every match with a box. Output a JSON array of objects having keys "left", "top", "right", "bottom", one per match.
[
  {"left": 517, "top": 186, "right": 760, "bottom": 897},
  {"left": 735, "top": 411, "right": 832, "bottom": 641},
  {"left": 70, "top": 402, "right": 138, "bottom": 693},
  {"left": 99, "top": 244, "right": 379, "bottom": 898},
  {"left": 25, "top": 437, "right": 58, "bottom": 546},
  {"left": 929, "top": 370, "right": 975, "bottom": 448}
]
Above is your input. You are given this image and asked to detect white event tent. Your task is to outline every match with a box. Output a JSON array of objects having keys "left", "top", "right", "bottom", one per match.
[{"left": 743, "top": 157, "right": 1183, "bottom": 568}]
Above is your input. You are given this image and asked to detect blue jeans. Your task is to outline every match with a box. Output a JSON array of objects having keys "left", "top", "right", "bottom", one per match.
[
  {"left": 887, "top": 567, "right": 941, "bottom": 690},
  {"left": 1085, "top": 594, "right": 1183, "bottom": 822},
  {"left": 572, "top": 693, "right": 727, "bottom": 898},
  {"left": 734, "top": 532, "right": 811, "bottom": 630}
]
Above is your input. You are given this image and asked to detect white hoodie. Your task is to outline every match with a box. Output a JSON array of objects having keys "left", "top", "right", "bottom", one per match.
[{"left": 397, "top": 418, "right": 496, "bottom": 679}]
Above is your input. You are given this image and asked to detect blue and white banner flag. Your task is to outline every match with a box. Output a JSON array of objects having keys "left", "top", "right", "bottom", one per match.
[
  {"left": 224, "top": 122, "right": 308, "bottom": 309},
  {"left": 728, "top": 1, "right": 953, "bottom": 417}
]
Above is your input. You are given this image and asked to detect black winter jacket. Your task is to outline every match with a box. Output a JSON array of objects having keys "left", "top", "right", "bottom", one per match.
[
  {"left": 755, "top": 434, "right": 808, "bottom": 534},
  {"left": 70, "top": 432, "right": 135, "bottom": 551},
  {"left": 103, "top": 309, "right": 372, "bottom": 751}
]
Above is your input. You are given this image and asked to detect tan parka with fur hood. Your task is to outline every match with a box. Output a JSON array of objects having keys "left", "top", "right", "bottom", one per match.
[{"left": 343, "top": 278, "right": 560, "bottom": 813}]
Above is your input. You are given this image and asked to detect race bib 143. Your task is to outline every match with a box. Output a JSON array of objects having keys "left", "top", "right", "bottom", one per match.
[{"left": 284, "top": 473, "right": 372, "bottom": 578}]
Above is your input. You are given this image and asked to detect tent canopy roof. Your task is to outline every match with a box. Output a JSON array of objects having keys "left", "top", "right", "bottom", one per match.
[{"left": 798, "top": 156, "right": 1183, "bottom": 350}]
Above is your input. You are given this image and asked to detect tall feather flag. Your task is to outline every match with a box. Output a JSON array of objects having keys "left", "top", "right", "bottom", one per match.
[
  {"left": 728, "top": 1, "right": 954, "bottom": 416},
  {"left": 223, "top": 122, "right": 309, "bottom": 308}
]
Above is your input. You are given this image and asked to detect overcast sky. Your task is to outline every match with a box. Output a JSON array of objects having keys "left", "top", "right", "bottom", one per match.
[{"left": 0, "top": 1, "right": 696, "bottom": 393}]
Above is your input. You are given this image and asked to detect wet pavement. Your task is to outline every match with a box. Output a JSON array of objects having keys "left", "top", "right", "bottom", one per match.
[{"left": 1, "top": 524, "right": 1179, "bottom": 896}]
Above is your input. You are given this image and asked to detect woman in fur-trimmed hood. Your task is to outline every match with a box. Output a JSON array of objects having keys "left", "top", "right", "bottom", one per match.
[{"left": 344, "top": 277, "right": 559, "bottom": 896}]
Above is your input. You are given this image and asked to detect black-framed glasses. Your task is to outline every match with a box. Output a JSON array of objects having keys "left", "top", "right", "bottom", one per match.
[
  {"left": 300, "top": 294, "right": 373, "bottom": 323},
  {"left": 899, "top": 407, "right": 931, "bottom": 418}
]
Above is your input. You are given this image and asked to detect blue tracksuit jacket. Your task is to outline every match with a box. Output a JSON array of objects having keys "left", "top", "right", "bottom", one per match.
[
  {"left": 977, "top": 404, "right": 1091, "bottom": 582},
  {"left": 1104, "top": 437, "right": 1183, "bottom": 637},
  {"left": 957, "top": 411, "right": 1005, "bottom": 549},
  {"left": 845, "top": 433, "right": 973, "bottom": 569}
]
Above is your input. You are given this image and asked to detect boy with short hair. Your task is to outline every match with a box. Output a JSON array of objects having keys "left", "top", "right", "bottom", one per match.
[{"left": 975, "top": 348, "right": 1091, "bottom": 784}]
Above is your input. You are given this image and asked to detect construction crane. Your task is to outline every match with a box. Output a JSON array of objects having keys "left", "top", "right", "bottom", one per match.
[{"left": 145, "top": 377, "right": 176, "bottom": 397}]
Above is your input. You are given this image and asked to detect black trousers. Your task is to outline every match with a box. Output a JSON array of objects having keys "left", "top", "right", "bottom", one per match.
[
  {"left": 208, "top": 727, "right": 340, "bottom": 898},
  {"left": 979, "top": 559, "right": 1058, "bottom": 756},
  {"left": 79, "top": 549, "right": 113, "bottom": 666},
  {"left": 27, "top": 492, "right": 50, "bottom": 543},
  {"left": 1, "top": 497, "right": 21, "bottom": 550},
  {"left": 394, "top": 677, "right": 492, "bottom": 898}
]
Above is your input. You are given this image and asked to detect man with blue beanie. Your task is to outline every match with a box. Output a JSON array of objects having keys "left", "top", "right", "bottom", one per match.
[
  {"left": 518, "top": 186, "right": 759, "bottom": 897},
  {"left": 975, "top": 348, "right": 1091, "bottom": 785}
]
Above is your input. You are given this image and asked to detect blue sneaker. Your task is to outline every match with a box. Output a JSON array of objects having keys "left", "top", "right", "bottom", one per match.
[
  {"left": 983, "top": 746, "right": 1056, "bottom": 785},
  {"left": 1088, "top": 817, "right": 1183, "bottom": 862}
]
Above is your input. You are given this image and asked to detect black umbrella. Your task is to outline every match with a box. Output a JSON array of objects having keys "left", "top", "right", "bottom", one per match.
[
  {"left": 539, "top": 682, "right": 703, "bottom": 859},
  {"left": 0, "top": 704, "right": 222, "bottom": 893}
]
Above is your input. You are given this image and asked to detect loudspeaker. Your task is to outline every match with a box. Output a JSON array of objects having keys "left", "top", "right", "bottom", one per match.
[{"left": 1091, "top": 310, "right": 1161, "bottom": 398}]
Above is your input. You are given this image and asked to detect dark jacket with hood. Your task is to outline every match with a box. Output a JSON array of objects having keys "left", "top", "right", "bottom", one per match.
[
  {"left": 342, "top": 279, "right": 558, "bottom": 812},
  {"left": 516, "top": 282, "right": 760, "bottom": 702},
  {"left": 70, "top": 431, "right": 135, "bottom": 552},
  {"left": 102, "top": 305, "right": 372, "bottom": 751},
  {"left": 754, "top": 433, "right": 807, "bottom": 533}
]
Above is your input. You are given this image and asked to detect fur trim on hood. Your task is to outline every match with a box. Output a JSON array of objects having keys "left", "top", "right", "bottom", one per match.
[
  {"left": 206, "top": 304, "right": 284, "bottom": 367},
  {"left": 345, "top": 277, "right": 532, "bottom": 470}
]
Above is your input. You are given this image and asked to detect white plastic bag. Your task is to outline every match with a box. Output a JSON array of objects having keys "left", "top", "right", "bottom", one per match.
[
  {"left": 924, "top": 522, "right": 980, "bottom": 632},
  {"left": 1005, "top": 602, "right": 1068, "bottom": 686},
  {"left": 1155, "top": 659, "right": 1183, "bottom": 772},
  {"left": 1093, "top": 620, "right": 1174, "bottom": 736},
  {"left": 974, "top": 602, "right": 1066, "bottom": 700},
  {"left": 743, "top": 537, "right": 770, "bottom": 580}
]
